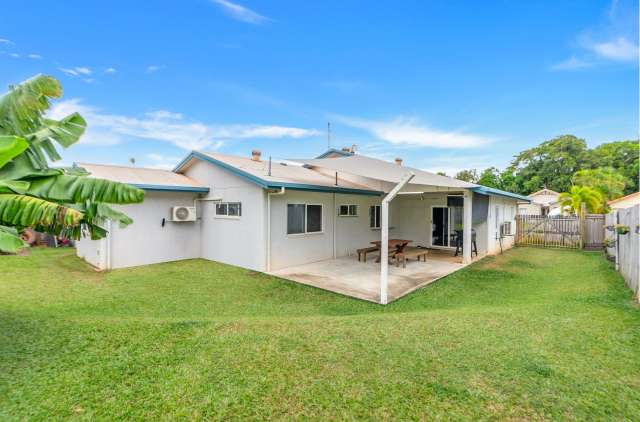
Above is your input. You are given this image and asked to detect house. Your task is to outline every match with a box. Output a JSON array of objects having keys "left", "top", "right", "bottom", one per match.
[
  {"left": 608, "top": 192, "right": 640, "bottom": 210},
  {"left": 76, "top": 149, "right": 530, "bottom": 304},
  {"left": 517, "top": 188, "right": 561, "bottom": 216}
]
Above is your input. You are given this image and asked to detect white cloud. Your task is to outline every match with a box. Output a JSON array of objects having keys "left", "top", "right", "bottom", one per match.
[
  {"left": 0, "top": 38, "right": 13, "bottom": 44},
  {"left": 145, "top": 153, "right": 185, "bottom": 170},
  {"left": 146, "top": 65, "right": 163, "bottom": 73},
  {"left": 8, "top": 53, "right": 19, "bottom": 58},
  {"left": 104, "top": 67, "right": 117, "bottom": 74},
  {"left": 47, "top": 99, "right": 320, "bottom": 150},
  {"left": 553, "top": 1, "right": 639, "bottom": 70},
  {"left": 145, "top": 110, "right": 183, "bottom": 120},
  {"left": 550, "top": 56, "right": 593, "bottom": 71},
  {"left": 586, "top": 36, "right": 638, "bottom": 61},
  {"left": 210, "top": 0, "right": 271, "bottom": 24},
  {"left": 59, "top": 66, "right": 92, "bottom": 77},
  {"left": 27, "top": 54, "right": 42, "bottom": 59},
  {"left": 337, "top": 116, "right": 491, "bottom": 149}
]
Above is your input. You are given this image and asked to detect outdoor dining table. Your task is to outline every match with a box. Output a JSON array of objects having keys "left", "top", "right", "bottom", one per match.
[{"left": 370, "top": 239, "right": 413, "bottom": 263}]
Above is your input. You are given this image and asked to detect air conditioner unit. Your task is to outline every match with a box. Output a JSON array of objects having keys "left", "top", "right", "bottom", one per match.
[{"left": 171, "top": 206, "right": 196, "bottom": 222}]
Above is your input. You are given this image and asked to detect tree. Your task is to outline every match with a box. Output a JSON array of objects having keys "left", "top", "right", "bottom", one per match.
[
  {"left": 454, "top": 169, "right": 478, "bottom": 183},
  {"left": 510, "top": 135, "right": 590, "bottom": 194},
  {"left": 0, "top": 75, "right": 144, "bottom": 252},
  {"left": 587, "top": 141, "right": 639, "bottom": 194},
  {"left": 477, "top": 167, "right": 502, "bottom": 189},
  {"left": 572, "top": 167, "right": 626, "bottom": 211},
  {"left": 558, "top": 186, "right": 602, "bottom": 215}
]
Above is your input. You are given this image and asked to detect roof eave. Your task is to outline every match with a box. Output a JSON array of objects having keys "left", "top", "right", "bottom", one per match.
[
  {"left": 470, "top": 186, "right": 531, "bottom": 202},
  {"left": 132, "top": 183, "right": 210, "bottom": 193}
]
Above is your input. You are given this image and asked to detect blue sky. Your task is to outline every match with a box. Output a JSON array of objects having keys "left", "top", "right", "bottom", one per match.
[{"left": 1, "top": 0, "right": 637, "bottom": 174}]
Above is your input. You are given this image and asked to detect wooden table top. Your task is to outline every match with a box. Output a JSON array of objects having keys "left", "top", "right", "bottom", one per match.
[{"left": 371, "top": 239, "right": 413, "bottom": 247}]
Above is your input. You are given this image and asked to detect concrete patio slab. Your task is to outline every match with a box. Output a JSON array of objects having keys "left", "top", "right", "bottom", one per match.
[{"left": 269, "top": 249, "right": 469, "bottom": 303}]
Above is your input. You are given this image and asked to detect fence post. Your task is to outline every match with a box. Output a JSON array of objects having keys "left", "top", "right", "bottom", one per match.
[{"left": 579, "top": 203, "right": 586, "bottom": 249}]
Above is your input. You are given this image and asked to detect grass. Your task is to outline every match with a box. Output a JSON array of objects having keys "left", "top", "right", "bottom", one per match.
[{"left": 1, "top": 247, "right": 638, "bottom": 421}]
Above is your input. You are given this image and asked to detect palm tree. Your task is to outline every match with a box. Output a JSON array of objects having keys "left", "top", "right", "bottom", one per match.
[
  {"left": 558, "top": 186, "right": 602, "bottom": 216},
  {"left": 0, "top": 75, "right": 144, "bottom": 252}
]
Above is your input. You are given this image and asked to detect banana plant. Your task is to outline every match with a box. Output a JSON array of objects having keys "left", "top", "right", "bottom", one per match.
[{"left": 0, "top": 75, "right": 144, "bottom": 253}]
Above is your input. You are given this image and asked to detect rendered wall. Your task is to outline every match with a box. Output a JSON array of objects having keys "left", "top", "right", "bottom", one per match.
[
  {"left": 487, "top": 195, "right": 518, "bottom": 254},
  {"left": 268, "top": 190, "right": 336, "bottom": 271},
  {"left": 76, "top": 191, "right": 201, "bottom": 269},
  {"left": 109, "top": 191, "right": 202, "bottom": 268},
  {"left": 183, "top": 160, "right": 267, "bottom": 271},
  {"left": 76, "top": 233, "right": 107, "bottom": 269}
]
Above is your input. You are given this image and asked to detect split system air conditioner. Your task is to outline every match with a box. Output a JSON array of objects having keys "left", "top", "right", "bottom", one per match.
[{"left": 171, "top": 206, "right": 196, "bottom": 222}]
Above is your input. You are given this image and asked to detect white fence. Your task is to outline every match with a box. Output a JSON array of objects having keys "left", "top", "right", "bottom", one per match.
[{"left": 605, "top": 205, "right": 639, "bottom": 300}]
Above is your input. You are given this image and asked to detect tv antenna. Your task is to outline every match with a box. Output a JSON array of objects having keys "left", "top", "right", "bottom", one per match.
[{"left": 327, "top": 122, "right": 331, "bottom": 149}]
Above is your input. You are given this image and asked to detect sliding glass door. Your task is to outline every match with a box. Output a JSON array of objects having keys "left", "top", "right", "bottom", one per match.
[{"left": 431, "top": 206, "right": 463, "bottom": 248}]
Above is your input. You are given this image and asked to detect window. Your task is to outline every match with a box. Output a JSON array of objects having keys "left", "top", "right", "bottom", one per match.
[
  {"left": 216, "top": 202, "right": 242, "bottom": 217},
  {"left": 338, "top": 204, "right": 358, "bottom": 217},
  {"left": 287, "top": 204, "right": 323, "bottom": 234},
  {"left": 370, "top": 205, "right": 381, "bottom": 228}
]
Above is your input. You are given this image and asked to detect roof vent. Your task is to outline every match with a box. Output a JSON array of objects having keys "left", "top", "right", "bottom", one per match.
[
  {"left": 341, "top": 147, "right": 351, "bottom": 152},
  {"left": 395, "top": 157, "right": 403, "bottom": 166},
  {"left": 251, "top": 149, "right": 261, "bottom": 162}
]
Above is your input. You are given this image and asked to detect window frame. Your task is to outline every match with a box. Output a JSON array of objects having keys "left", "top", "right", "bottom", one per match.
[
  {"left": 369, "top": 205, "right": 381, "bottom": 229},
  {"left": 286, "top": 203, "right": 324, "bottom": 235},
  {"left": 338, "top": 204, "right": 358, "bottom": 217},
  {"left": 215, "top": 201, "right": 242, "bottom": 219}
]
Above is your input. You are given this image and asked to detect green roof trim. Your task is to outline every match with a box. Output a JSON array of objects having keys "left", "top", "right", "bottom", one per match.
[
  {"left": 471, "top": 186, "right": 531, "bottom": 202},
  {"left": 174, "top": 151, "right": 382, "bottom": 196}
]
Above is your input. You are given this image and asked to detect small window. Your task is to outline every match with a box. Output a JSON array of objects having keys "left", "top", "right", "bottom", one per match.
[
  {"left": 287, "top": 204, "right": 323, "bottom": 234},
  {"left": 338, "top": 204, "right": 358, "bottom": 217},
  {"left": 216, "top": 202, "right": 242, "bottom": 217},
  {"left": 370, "top": 205, "right": 381, "bottom": 228}
]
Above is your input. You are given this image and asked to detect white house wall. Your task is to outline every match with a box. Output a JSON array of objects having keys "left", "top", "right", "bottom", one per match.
[
  {"left": 76, "top": 191, "right": 202, "bottom": 269},
  {"left": 109, "top": 191, "right": 202, "bottom": 268},
  {"left": 183, "top": 159, "right": 267, "bottom": 271},
  {"left": 76, "top": 232, "right": 107, "bottom": 269},
  {"left": 487, "top": 195, "right": 518, "bottom": 254},
  {"left": 334, "top": 194, "right": 386, "bottom": 258},
  {"left": 269, "top": 190, "right": 336, "bottom": 271}
]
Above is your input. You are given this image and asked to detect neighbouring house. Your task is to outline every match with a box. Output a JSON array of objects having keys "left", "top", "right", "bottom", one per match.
[
  {"left": 76, "top": 149, "right": 530, "bottom": 304},
  {"left": 517, "top": 188, "right": 562, "bottom": 216},
  {"left": 608, "top": 192, "right": 640, "bottom": 210}
]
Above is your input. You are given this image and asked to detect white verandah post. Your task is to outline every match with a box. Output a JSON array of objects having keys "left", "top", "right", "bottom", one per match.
[
  {"left": 380, "top": 172, "right": 415, "bottom": 304},
  {"left": 463, "top": 190, "right": 473, "bottom": 264}
]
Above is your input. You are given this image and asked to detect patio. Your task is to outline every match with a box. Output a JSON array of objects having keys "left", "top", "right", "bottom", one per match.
[{"left": 270, "top": 249, "right": 469, "bottom": 303}]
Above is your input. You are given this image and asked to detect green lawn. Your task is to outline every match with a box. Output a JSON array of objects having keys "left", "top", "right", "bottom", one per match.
[{"left": 1, "top": 247, "right": 638, "bottom": 421}]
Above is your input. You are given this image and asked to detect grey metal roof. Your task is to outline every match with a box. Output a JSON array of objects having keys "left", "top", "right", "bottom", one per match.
[
  {"left": 174, "top": 151, "right": 382, "bottom": 195},
  {"left": 76, "top": 162, "right": 209, "bottom": 192}
]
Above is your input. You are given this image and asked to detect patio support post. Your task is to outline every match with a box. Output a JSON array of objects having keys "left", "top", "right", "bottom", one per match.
[
  {"left": 463, "top": 190, "right": 473, "bottom": 264},
  {"left": 380, "top": 172, "right": 415, "bottom": 304}
]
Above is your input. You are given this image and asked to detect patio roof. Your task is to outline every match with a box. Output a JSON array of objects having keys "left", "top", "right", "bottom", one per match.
[{"left": 291, "top": 155, "right": 475, "bottom": 189}]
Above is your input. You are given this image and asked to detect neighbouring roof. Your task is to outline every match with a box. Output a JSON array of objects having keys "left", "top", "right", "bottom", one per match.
[
  {"left": 315, "top": 148, "right": 354, "bottom": 158},
  {"left": 76, "top": 162, "right": 209, "bottom": 193},
  {"left": 528, "top": 188, "right": 560, "bottom": 197},
  {"left": 608, "top": 191, "right": 640, "bottom": 206},
  {"left": 174, "top": 151, "right": 382, "bottom": 195}
]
